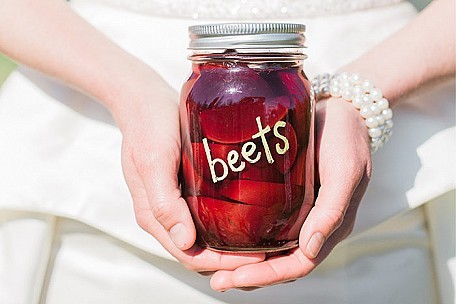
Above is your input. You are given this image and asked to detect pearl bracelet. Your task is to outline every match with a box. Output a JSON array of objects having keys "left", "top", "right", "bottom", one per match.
[{"left": 311, "top": 73, "right": 393, "bottom": 153}]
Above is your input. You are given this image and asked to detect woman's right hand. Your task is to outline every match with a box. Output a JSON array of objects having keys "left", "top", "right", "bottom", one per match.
[{"left": 116, "top": 81, "right": 265, "bottom": 272}]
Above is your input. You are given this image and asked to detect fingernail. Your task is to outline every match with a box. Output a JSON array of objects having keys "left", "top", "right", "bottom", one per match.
[
  {"left": 169, "top": 223, "right": 187, "bottom": 249},
  {"left": 306, "top": 232, "right": 325, "bottom": 258}
]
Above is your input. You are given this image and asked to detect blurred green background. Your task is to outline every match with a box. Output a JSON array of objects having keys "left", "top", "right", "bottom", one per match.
[
  {"left": 0, "top": 54, "right": 15, "bottom": 84},
  {"left": 0, "top": 0, "right": 432, "bottom": 86}
]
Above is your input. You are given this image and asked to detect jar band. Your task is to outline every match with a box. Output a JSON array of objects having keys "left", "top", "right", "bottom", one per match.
[
  {"left": 88, "top": 0, "right": 405, "bottom": 20},
  {"left": 188, "top": 23, "right": 306, "bottom": 50},
  {"left": 312, "top": 73, "right": 393, "bottom": 153}
]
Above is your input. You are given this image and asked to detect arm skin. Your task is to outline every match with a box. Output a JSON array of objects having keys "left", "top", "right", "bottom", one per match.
[
  {"left": 210, "top": 0, "right": 455, "bottom": 291},
  {"left": 345, "top": 0, "right": 455, "bottom": 105},
  {"left": 0, "top": 0, "right": 266, "bottom": 271}
]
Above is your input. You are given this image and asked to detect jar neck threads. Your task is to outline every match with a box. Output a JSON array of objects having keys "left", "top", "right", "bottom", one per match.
[{"left": 189, "top": 48, "right": 306, "bottom": 63}]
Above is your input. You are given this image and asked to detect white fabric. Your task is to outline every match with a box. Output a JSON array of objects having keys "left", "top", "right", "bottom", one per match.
[
  {"left": 0, "top": 1, "right": 454, "bottom": 303},
  {"left": 91, "top": 0, "right": 404, "bottom": 19}
]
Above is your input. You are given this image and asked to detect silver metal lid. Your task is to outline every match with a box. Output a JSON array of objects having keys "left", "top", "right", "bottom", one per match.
[{"left": 188, "top": 23, "right": 306, "bottom": 49}]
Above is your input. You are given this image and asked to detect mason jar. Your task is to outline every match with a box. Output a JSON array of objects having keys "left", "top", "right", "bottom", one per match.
[{"left": 180, "top": 23, "right": 315, "bottom": 252}]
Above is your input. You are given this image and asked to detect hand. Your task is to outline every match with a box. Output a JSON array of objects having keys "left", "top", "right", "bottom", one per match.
[
  {"left": 210, "top": 97, "right": 372, "bottom": 290},
  {"left": 117, "top": 82, "right": 265, "bottom": 272}
]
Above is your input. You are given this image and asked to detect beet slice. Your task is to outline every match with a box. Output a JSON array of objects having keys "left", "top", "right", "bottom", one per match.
[
  {"left": 276, "top": 208, "right": 301, "bottom": 240},
  {"left": 285, "top": 147, "right": 307, "bottom": 186},
  {"left": 270, "top": 123, "right": 298, "bottom": 174},
  {"left": 200, "top": 96, "right": 290, "bottom": 144},
  {"left": 181, "top": 150, "right": 199, "bottom": 197},
  {"left": 240, "top": 162, "right": 284, "bottom": 183},
  {"left": 182, "top": 149, "right": 226, "bottom": 199},
  {"left": 191, "top": 142, "right": 241, "bottom": 181},
  {"left": 191, "top": 196, "right": 283, "bottom": 246},
  {"left": 277, "top": 71, "right": 312, "bottom": 145},
  {"left": 219, "top": 179, "right": 303, "bottom": 211},
  {"left": 190, "top": 64, "right": 271, "bottom": 109}
]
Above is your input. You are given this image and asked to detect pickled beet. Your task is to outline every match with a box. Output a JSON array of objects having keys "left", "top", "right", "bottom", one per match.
[
  {"left": 189, "top": 64, "right": 272, "bottom": 109},
  {"left": 182, "top": 149, "right": 227, "bottom": 200},
  {"left": 219, "top": 179, "right": 303, "bottom": 210},
  {"left": 200, "top": 96, "right": 289, "bottom": 144},
  {"left": 278, "top": 70, "right": 312, "bottom": 145},
  {"left": 191, "top": 142, "right": 240, "bottom": 181},
  {"left": 240, "top": 161, "right": 284, "bottom": 183},
  {"left": 180, "top": 60, "right": 314, "bottom": 252},
  {"left": 270, "top": 122, "right": 298, "bottom": 174},
  {"left": 286, "top": 146, "right": 307, "bottom": 186},
  {"left": 188, "top": 196, "right": 287, "bottom": 248}
]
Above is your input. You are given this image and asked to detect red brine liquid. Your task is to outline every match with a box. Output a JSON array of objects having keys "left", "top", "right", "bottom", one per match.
[{"left": 180, "top": 58, "right": 315, "bottom": 252}]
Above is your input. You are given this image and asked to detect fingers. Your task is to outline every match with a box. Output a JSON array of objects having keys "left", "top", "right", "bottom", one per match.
[
  {"left": 129, "top": 169, "right": 266, "bottom": 271},
  {"left": 136, "top": 208, "right": 265, "bottom": 271},
  {"left": 122, "top": 139, "right": 196, "bottom": 250},
  {"left": 123, "top": 141, "right": 266, "bottom": 271},
  {"left": 303, "top": 98, "right": 371, "bottom": 259},
  {"left": 300, "top": 174, "right": 358, "bottom": 259},
  {"left": 300, "top": 157, "right": 368, "bottom": 259},
  {"left": 210, "top": 248, "right": 313, "bottom": 291}
]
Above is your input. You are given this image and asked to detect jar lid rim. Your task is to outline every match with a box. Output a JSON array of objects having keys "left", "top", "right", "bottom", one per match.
[
  {"left": 189, "top": 23, "right": 306, "bottom": 49},
  {"left": 189, "top": 23, "right": 305, "bottom": 36}
]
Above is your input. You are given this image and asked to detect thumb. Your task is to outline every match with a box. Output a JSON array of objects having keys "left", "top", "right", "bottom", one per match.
[{"left": 299, "top": 166, "right": 362, "bottom": 259}]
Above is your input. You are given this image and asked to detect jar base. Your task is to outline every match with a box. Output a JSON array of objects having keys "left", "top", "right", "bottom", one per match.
[{"left": 201, "top": 241, "right": 298, "bottom": 253}]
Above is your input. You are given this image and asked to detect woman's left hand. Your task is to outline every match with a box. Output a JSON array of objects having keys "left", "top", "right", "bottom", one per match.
[{"left": 210, "top": 97, "right": 372, "bottom": 291}]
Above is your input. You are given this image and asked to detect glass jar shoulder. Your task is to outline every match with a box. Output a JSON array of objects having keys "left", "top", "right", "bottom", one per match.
[{"left": 182, "top": 61, "right": 312, "bottom": 110}]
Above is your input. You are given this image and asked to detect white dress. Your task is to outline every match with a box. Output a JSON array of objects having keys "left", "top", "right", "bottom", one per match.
[{"left": 0, "top": 1, "right": 454, "bottom": 303}]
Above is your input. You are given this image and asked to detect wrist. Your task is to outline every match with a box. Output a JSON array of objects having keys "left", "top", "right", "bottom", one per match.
[
  {"left": 96, "top": 64, "right": 178, "bottom": 131},
  {"left": 312, "top": 72, "right": 393, "bottom": 153}
]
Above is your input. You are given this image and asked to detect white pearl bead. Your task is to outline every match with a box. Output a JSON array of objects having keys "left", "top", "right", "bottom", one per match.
[
  {"left": 385, "top": 119, "right": 394, "bottom": 129},
  {"left": 330, "top": 85, "right": 341, "bottom": 97},
  {"left": 339, "top": 72, "right": 349, "bottom": 80},
  {"left": 369, "top": 104, "right": 381, "bottom": 115},
  {"left": 340, "top": 80, "right": 351, "bottom": 89},
  {"left": 376, "top": 114, "right": 385, "bottom": 125},
  {"left": 371, "top": 137, "right": 380, "bottom": 147},
  {"left": 360, "top": 105, "right": 373, "bottom": 118},
  {"left": 368, "top": 127, "right": 382, "bottom": 138},
  {"left": 349, "top": 73, "right": 362, "bottom": 84},
  {"left": 330, "top": 78, "right": 340, "bottom": 87},
  {"left": 342, "top": 89, "right": 353, "bottom": 100},
  {"left": 382, "top": 108, "right": 393, "bottom": 120},
  {"left": 365, "top": 116, "right": 379, "bottom": 128},
  {"left": 370, "top": 88, "right": 383, "bottom": 101},
  {"left": 377, "top": 98, "right": 389, "bottom": 111},
  {"left": 362, "top": 94, "right": 373, "bottom": 105},
  {"left": 321, "top": 86, "right": 330, "bottom": 96},
  {"left": 361, "top": 79, "right": 373, "bottom": 91},
  {"left": 352, "top": 85, "right": 364, "bottom": 96},
  {"left": 352, "top": 96, "right": 364, "bottom": 109}
]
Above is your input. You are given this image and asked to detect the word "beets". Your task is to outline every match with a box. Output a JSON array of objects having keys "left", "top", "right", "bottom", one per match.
[{"left": 203, "top": 116, "right": 290, "bottom": 183}]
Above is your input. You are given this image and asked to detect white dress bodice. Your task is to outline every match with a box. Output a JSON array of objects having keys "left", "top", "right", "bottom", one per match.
[{"left": 93, "top": 0, "right": 404, "bottom": 19}]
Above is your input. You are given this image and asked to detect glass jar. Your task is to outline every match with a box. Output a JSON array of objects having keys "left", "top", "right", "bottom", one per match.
[{"left": 180, "top": 23, "right": 315, "bottom": 252}]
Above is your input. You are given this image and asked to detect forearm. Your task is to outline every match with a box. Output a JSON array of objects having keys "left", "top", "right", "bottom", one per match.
[
  {"left": 0, "top": 0, "right": 174, "bottom": 125},
  {"left": 342, "top": 0, "right": 455, "bottom": 106}
]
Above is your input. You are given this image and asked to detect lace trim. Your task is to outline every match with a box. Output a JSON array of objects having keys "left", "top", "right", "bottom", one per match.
[{"left": 91, "top": 0, "right": 404, "bottom": 20}]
